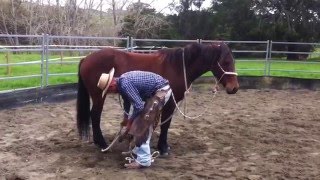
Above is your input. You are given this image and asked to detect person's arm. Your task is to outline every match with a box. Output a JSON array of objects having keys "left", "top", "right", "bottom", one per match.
[
  {"left": 122, "top": 94, "right": 131, "bottom": 118},
  {"left": 122, "top": 83, "right": 144, "bottom": 121},
  {"left": 120, "top": 94, "right": 130, "bottom": 127}
]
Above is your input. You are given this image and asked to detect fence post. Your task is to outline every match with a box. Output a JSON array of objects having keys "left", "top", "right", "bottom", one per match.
[
  {"left": 126, "top": 36, "right": 130, "bottom": 51},
  {"left": 45, "top": 34, "right": 49, "bottom": 86},
  {"left": 264, "top": 40, "right": 270, "bottom": 76},
  {"left": 130, "top": 37, "right": 134, "bottom": 52},
  {"left": 40, "top": 34, "right": 45, "bottom": 87},
  {"left": 268, "top": 41, "right": 272, "bottom": 76},
  {"left": 269, "top": 40, "right": 273, "bottom": 59},
  {"left": 5, "top": 51, "right": 11, "bottom": 76}
]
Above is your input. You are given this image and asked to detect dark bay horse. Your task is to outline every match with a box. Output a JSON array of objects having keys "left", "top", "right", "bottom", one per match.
[{"left": 77, "top": 42, "right": 239, "bottom": 155}]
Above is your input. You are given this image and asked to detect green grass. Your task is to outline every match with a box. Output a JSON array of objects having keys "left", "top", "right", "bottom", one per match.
[
  {"left": 0, "top": 52, "right": 82, "bottom": 91},
  {"left": 1, "top": 53, "right": 320, "bottom": 91}
]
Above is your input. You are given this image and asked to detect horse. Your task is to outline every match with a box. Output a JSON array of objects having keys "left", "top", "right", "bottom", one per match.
[{"left": 76, "top": 42, "right": 239, "bottom": 155}]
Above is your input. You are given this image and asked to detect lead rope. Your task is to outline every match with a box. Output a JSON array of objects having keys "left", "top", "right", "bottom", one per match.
[
  {"left": 103, "top": 70, "right": 228, "bottom": 153},
  {"left": 182, "top": 48, "right": 189, "bottom": 93},
  {"left": 182, "top": 48, "right": 189, "bottom": 121},
  {"left": 125, "top": 151, "right": 160, "bottom": 165},
  {"left": 124, "top": 127, "right": 160, "bottom": 165}
]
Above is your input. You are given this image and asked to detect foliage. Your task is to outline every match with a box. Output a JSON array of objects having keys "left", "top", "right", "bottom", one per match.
[
  {"left": 118, "top": 2, "right": 170, "bottom": 40},
  {"left": 164, "top": 0, "right": 320, "bottom": 59},
  {"left": 0, "top": 0, "right": 319, "bottom": 60}
]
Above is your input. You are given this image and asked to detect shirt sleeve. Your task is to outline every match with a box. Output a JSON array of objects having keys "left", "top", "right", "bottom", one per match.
[{"left": 120, "top": 80, "right": 145, "bottom": 120}]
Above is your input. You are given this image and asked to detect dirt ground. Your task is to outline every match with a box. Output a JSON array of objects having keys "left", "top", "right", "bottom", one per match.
[{"left": 0, "top": 86, "right": 320, "bottom": 180}]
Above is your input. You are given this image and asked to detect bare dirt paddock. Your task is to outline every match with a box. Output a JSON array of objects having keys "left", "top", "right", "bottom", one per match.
[{"left": 1, "top": 87, "right": 320, "bottom": 179}]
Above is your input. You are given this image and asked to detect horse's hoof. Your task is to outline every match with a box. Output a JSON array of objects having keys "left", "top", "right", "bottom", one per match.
[
  {"left": 159, "top": 152, "right": 170, "bottom": 158},
  {"left": 94, "top": 142, "right": 108, "bottom": 150},
  {"left": 157, "top": 146, "right": 171, "bottom": 157}
]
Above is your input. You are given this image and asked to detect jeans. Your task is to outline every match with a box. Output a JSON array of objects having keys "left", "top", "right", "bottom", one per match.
[
  {"left": 132, "top": 85, "right": 172, "bottom": 166},
  {"left": 132, "top": 127, "right": 153, "bottom": 166}
]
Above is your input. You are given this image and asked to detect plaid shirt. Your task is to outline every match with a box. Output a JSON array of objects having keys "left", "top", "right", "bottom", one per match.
[{"left": 117, "top": 71, "right": 169, "bottom": 120}]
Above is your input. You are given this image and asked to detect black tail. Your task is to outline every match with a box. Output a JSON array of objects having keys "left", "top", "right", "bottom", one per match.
[{"left": 76, "top": 59, "right": 90, "bottom": 140}]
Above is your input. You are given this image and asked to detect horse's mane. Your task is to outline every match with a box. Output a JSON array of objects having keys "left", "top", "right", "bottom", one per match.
[
  {"left": 157, "top": 43, "right": 204, "bottom": 65},
  {"left": 157, "top": 47, "right": 183, "bottom": 64},
  {"left": 156, "top": 43, "right": 227, "bottom": 70}
]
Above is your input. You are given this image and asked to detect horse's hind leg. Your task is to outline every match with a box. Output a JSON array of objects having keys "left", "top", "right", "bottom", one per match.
[{"left": 91, "top": 98, "right": 108, "bottom": 149}]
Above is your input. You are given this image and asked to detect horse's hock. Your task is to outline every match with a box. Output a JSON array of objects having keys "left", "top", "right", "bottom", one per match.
[{"left": 0, "top": 76, "right": 319, "bottom": 109}]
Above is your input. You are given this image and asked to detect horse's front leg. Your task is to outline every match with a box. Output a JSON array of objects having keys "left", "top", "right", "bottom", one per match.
[
  {"left": 91, "top": 99, "right": 108, "bottom": 149},
  {"left": 157, "top": 100, "right": 175, "bottom": 156}
]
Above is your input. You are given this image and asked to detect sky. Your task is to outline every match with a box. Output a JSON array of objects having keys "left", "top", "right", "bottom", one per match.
[
  {"left": 135, "top": 0, "right": 211, "bottom": 14},
  {"left": 40, "top": 0, "right": 211, "bottom": 15}
]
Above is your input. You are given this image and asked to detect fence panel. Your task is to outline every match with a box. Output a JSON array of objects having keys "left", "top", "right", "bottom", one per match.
[
  {"left": 269, "top": 41, "right": 320, "bottom": 78},
  {"left": 0, "top": 34, "right": 44, "bottom": 92},
  {"left": 1, "top": 34, "right": 320, "bottom": 93},
  {"left": 45, "top": 35, "right": 129, "bottom": 86}
]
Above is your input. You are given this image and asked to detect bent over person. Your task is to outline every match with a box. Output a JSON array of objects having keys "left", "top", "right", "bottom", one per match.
[{"left": 97, "top": 68, "right": 172, "bottom": 169}]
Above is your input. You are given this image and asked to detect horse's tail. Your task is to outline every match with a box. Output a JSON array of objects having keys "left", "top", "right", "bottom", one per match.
[{"left": 76, "top": 59, "right": 90, "bottom": 140}]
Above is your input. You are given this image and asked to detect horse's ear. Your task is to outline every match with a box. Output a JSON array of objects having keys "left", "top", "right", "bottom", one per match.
[{"left": 184, "top": 43, "right": 202, "bottom": 62}]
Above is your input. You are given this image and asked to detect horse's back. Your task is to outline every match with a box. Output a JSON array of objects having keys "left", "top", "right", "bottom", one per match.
[{"left": 79, "top": 48, "right": 165, "bottom": 93}]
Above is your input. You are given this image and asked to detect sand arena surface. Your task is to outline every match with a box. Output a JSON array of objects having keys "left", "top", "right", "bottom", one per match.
[{"left": 0, "top": 87, "right": 320, "bottom": 179}]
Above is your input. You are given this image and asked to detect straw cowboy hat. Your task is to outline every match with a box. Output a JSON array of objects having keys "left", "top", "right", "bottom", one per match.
[{"left": 97, "top": 67, "right": 115, "bottom": 97}]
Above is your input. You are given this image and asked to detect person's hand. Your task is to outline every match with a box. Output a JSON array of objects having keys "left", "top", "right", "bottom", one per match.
[
  {"left": 124, "top": 120, "right": 133, "bottom": 133},
  {"left": 120, "top": 114, "right": 129, "bottom": 127},
  {"left": 120, "top": 118, "right": 128, "bottom": 127},
  {"left": 119, "top": 119, "right": 133, "bottom": 142}
]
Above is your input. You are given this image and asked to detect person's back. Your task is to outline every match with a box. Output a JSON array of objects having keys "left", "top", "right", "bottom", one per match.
[{"left": 118, "top": 71, "right": 168, "bottom": 100}]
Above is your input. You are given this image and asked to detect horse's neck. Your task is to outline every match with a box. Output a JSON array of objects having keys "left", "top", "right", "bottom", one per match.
[{"left": 174, "top": 62, "right": 207, "bottom": 92}]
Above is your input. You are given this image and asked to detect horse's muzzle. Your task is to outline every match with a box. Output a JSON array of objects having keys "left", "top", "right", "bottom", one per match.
[
  {"left": 226, "top": 87, "right": 238, "bottom": 94},
  {"left": 225, "top": 81, "right": 239, "bottom": 94}
]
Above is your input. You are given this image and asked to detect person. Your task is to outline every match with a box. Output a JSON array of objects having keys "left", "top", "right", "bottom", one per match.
[{"left": 97, "top": 68, "right": 172, "bottom": 169}]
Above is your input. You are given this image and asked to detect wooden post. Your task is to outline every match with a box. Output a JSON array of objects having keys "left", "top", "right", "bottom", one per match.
[{"left": 5, "top": 51, "right": 11, "bottom": 75}]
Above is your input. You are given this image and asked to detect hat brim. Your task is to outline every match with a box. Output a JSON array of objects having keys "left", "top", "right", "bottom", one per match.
[{"left": 102, "top": 67, "right": 115, "bottom": 98}]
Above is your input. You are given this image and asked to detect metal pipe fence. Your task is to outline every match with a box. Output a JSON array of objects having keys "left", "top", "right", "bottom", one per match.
[{"left": 0, "top": 34, "right": 319, "bottom": 92}]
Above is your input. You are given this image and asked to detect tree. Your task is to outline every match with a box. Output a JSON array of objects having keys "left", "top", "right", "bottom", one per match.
[
  {"left": 252, "top": 0, "right": 320, "bottom": 59},
  {"left": 253, "top": 0, "right": 320, "bottom": 41},
  {"left": 118, "top": 2, "right": 170, "bottom": 40},
  {"left": 193, "top": 0, "right": 205, "bottom": 10},
  {"left": 210, "top": 0, "right": 263, "bottom": 40},
  {"left": 166, "top": 10, "right": 216, "bottom": 40}
]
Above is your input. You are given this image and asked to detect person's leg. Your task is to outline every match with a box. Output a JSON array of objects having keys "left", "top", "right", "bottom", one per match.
[
  {"left": 125, "top": 88, "right": 172, "bottom": 168},
  {"left": 125, "top": 127, "right": 153, "bottom": 168},
  {"left": 135, "top": 126, "right": 153, "bottom": 166}
]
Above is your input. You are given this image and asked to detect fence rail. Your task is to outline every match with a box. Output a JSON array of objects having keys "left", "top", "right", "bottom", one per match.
[{"left": 0, "top": 34, "right": 319, "bottom": 92}]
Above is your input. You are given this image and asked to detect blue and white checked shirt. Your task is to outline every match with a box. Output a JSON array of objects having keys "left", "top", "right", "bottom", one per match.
[{"left": 117, "top": 71, "right": 169, "bottom": 120}]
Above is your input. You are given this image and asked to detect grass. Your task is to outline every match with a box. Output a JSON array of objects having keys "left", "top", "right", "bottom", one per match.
[{"left": 1, "top": 53, "right": 320, "bottom": 91}]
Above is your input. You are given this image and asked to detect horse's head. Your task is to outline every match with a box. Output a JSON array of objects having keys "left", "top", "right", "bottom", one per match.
[{"left": 203, "top": 42, "right": 239, "bottom": 94}]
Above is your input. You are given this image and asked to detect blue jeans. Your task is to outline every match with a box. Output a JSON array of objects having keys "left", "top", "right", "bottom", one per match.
[
  {"left": 132, "top": 85, "right": 172, "bottom": 166},
  {"left": 132, "top": 127, "right": 153, "bottom": 166}
]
